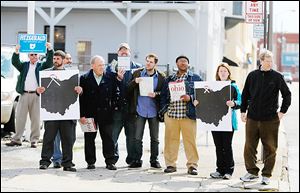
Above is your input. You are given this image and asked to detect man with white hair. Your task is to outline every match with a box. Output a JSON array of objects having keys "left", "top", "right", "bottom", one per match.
[{"left": 79, "top": 55, "right": 119, "bottom": 170}]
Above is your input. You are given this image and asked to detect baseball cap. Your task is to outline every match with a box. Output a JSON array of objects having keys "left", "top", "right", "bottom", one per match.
[{"left": 118, "top": 43, "right": 130, "bottom": 51}]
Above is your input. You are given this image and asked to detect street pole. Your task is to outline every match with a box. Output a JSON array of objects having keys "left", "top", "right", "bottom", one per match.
[
  {"left": 263, "top": 1, "right": 267, "bottom": 49},
  {"left": 267, "top": 1, "right": 273, "bottom": 52}
]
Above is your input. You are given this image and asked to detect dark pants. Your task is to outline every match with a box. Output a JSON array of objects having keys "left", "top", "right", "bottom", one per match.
[
  {"left": 111, "top": 110, "right": 137, "bottom": 164},
  {"left": 244, "top": 117, "right": 280, "bottom": 177},
  {"left": 40, "top": 120, "right": 76, "bottom": 167},
  {"left": 134, "top": 115, "right": 159, "bottom": 163},
  {"left": 211, "top": 131, "right": 234, "bottom": 175},
  {"left": 84, "top": 119, "right": 117, "bottom": 165}
]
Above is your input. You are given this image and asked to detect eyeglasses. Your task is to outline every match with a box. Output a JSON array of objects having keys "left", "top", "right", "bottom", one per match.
[{"left": 29, "top": 54, "right": 38, "bottom": 56}]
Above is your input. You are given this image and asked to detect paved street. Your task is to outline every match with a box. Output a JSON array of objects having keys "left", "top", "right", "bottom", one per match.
[{"left": 1, "top": 109, "right": 292, "bottom": 192}]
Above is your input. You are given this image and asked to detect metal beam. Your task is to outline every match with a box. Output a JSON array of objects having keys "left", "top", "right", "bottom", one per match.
[
  {"left": 177, "top": 9, "right": 195, "bottom": 28},
  {"left": 130, "top": 9, "right": 148, "bottom": 27},
  {"left": 53, "top": 8, "right": 72, "bottom": 25},
  {"left": 110, "top": 8, "right": 127, "bottom": 25},
  {"left": 27, "top": 1, "right": 35, "bottom": 34}
]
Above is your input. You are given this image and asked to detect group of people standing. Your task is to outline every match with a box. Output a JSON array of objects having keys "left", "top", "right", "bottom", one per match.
[{"left": 5, "top": 42, "right": 291, "bottom": 185}]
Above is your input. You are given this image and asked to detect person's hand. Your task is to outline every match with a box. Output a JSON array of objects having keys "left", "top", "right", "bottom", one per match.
[
  {"left": 241, "top": 112, "right": 247, "bottom": 122},
  {"left": 80, "top": 117, "right": 87, "bottom": 124},
  {"left": 74, "top": 86, "right": 82, "bottom": 94},
  {"left": 15, "top": 44, "right": 20, "bottom": 54},
  {"left": 180, "top": 95, "right": 190, "bottom": 102},
  {"left": 36, "top": 87, "right": 45, "bottom": 94},
  {"left": 148, "top": 92, "right": 156, "bottom": 98},
  {"left": 135, "top": 77, "right": 143, "bottom": 84},
  {"left": 46, "top": 42, "right": 52, "bottom": 50},
  {"left": 117, "top": 67, "right": 125, "bottom": 81},
  {"left": 193, "top": 100, "right": 199, "bottom": 107},
  {"left": 278, "top": 112, "right": 284, "bottom": 120},
  {"left": 226, "top": 100, "right": 235, "bottom": 107}
]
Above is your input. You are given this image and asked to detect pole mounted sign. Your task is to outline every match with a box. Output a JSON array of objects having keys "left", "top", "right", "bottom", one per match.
[{"left": 245, "top": 1, "right": 264, "bottom": 24}]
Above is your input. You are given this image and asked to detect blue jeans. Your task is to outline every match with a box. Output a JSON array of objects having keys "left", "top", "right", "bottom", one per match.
[
  {"left": 51, "top": 132, "right": 62, "bottom": 164},
  {"left": 111, "top": 110, "right": 137, "bottom": 164},
  {"left": 134, "top": 115, "right": 159, "bottom": 163}
]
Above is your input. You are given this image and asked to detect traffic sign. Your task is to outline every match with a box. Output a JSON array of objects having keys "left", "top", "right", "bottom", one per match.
[{"left": 245, "top": 1, "right": 264, "bottom": 24}]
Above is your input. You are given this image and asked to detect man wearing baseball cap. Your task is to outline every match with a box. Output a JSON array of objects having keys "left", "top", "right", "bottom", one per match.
[{"left": 107, "top": 42, "right": 142, "bottom": 166}]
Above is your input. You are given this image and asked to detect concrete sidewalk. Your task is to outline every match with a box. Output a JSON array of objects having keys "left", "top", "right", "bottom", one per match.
[{"left": 1, "top": 116, "right": 290, "bottom": 192}]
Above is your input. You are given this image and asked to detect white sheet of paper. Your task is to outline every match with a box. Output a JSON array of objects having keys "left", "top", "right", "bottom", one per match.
[
  {"left": 118, "top": 56, "right": 131, "bottom": 71},
  {"left": 139, "top": 77, "right": 154, "bottom": 96},
  {"left": 79, "top": 118, "right": 97, "bottom": 132},
  {"left": 168, "top": 81, "right": 186, "bottom": 102}
]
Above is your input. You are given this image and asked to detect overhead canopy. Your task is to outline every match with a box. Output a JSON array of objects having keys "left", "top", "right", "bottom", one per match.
[{"left": 222, "top": 56, "right": 239, "bottom": 67}]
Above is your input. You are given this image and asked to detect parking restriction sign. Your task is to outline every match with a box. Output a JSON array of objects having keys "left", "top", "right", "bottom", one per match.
[{"left": 245, "top": 1, "right": 264, "bottom": 24}]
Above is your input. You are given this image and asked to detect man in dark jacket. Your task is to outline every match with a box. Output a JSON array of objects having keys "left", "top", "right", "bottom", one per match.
[
  {"left": 79, "top": 55, "right": 119, "bottom": 170},
  {"left": 127, "top": 53, "right": 166, "bottom": 168},
  {"left": 6, "top": 43, "right": 53, "bottom": 148},
  {"left": 240, "top": 50, "right": 291, "bottom": 185},
  {"left": 160, "top": 55, "right": 202, "bottom": 175},
  {"left": 106, "top": 43, "right": 142, "bottom": 166}
]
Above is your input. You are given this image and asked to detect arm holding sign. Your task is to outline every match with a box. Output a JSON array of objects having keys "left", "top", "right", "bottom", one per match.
[{"left": 40, "top": 42, "right": 54, "bottom": 70}]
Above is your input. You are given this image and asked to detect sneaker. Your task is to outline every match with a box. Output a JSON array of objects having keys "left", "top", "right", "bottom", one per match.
[
  {"left": 222, "top": 173, "right": 232, "bottom": 180},
  {"left": 150, "top": 161, "right": 162, "bottom": 169},
  {"left": 53, "top": 162, "right": 61, "bottom": 168},
  {"left": 210, "top": 171, "right": 223, "bottom": 179},
  {"left": 261, "top": 176, "right": 270, "bottom": 185},
  {"left": 187, "top": 167, "right": 198, "bottom": 175},
  {"left": 39, "top": 165, "right": 48, "bottom": 170},
  {"left": 5, "top": 141, "right": 22, "bottom": 147},
  {"left": 87, "top": 164, "right": 95, "bottom": 169},
  {"left": 30, "top": 142, "right": 37, "bottom": 148},
  {"left": 129, "top": 161, "right": 142, "bottom": 168},
  {"left": 164, "top": 166, "right": 177, "bottom": 173},
  {"left": 63, "top": 167, "right": 77, "bottom": 172},
  {"left": 106, "top": 163, "right": 117, "bottom": 170},
  {"left": 240, "top": 172, "right": 259, "bottom": 182}
]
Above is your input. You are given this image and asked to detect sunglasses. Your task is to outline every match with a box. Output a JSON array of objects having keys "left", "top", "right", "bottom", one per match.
[{"left": 29, "top": 54, "right": 38, "bottom": 56}]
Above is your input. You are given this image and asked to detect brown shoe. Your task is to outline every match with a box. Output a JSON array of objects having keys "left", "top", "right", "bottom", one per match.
[
  {"left": 31, "top": 142, "right": 37, "bottom": 148},
  {"left": 5, "top": 141, "right": 22, "bottom": 147}
]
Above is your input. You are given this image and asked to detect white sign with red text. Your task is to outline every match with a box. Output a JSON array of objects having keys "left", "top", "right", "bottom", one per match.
[
  {"left": 168, "top": 81, "right": 186, "bottom": 102},
  {"left": 245, "top": 1, "right": 264, "bottom": 24}
]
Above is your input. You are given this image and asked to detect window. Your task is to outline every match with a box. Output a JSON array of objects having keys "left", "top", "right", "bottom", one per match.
[
  {"left": 233, "top": 1, "right": 243, "bottom": 16},
  {"left": 44, "top": 26, "right": 66, "bottom": 51},
  {"left": 76, "top": 41, "right": 91, "bottom": 72}
]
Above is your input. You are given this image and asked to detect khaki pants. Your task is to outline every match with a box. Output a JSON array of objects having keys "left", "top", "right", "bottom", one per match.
[
  {"left": 244, "top": 117, "right": 280, "bottom": 177},
  {"left": 164, "top": 114, "right": 199, "bottom": 169},
  {"left": 12, "top": 93, "right": 40, "bottom": 143}
]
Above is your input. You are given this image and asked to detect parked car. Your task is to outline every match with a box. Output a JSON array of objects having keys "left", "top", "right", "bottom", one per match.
[
  {"left": 282, "top": 72, "right": 293, "bottom": 84},
  {"left": 1, "top": 44, "right": 20, "bottom": 137}
]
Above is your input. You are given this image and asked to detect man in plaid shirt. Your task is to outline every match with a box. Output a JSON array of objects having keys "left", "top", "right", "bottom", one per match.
[{"left": 160, "top": 55, "right": 202, "bottom": 175}]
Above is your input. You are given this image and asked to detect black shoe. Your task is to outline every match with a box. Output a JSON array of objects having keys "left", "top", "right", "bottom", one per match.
[
  {"left": 71, "top": 162, "right": 75, "bottom": 167},
  {"left": 53, "top": 162, "right": 61, "bottom": 168},
  {"left": 129, "top": 161, "right": 142, "bottom": 168},
  {"left": 164, "top": 166, "right": 177, "bottom": 173},
  {"left": 150, "top": 161, "right": 162, "bottom": 169},
  {"left": 106, "top": 163, "right": 117, "bottom": 170},
  {"left": 63, "top": 167, "right": 77, "bottom": 172},
  {"left": 30, "top": 142, "right": 37, "bottom": 148},
  {"left": 87, "top": 164, "right": 95, "bottom": 169},
  {"left": 5, "top": 141, "right": 22, "bottom": 147},
  {"left": 187, "top": 167, "right": 198, "bottom": 175},
  {"left": 39, "top": 165, "right": 48, "bottom": 170}
]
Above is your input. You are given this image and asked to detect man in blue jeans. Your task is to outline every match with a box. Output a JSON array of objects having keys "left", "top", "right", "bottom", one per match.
[
  {"left": 127, "top": 53, "right": 166, "bottom": 168},
  {"left": 107, "top": 43, "right": 142, "bottom": 165}
]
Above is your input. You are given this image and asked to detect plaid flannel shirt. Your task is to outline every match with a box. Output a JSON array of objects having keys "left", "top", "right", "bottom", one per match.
[{"left": 167, "top": 73, "right": 188, "bottom": 119}]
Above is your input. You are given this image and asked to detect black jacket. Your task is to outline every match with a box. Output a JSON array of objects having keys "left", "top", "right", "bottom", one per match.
[
  {"left": 127, "top": 68, "right": 166, "bottom": 115},
  {"left": 241, "top": 68, "right": 291, "bottom": 121},
  {"left": 79, "top": 70, "right": 119, "bottom": 123}
]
